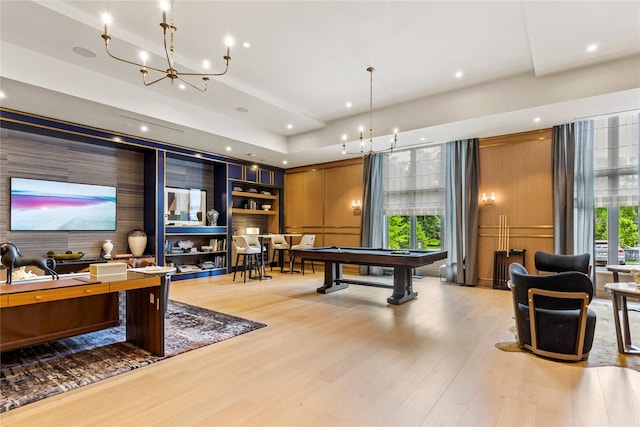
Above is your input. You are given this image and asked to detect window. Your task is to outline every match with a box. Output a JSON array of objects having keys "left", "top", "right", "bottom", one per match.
[
  {"left": 384, "top": 146, "right": 444, "bottom": 250},
  {"left": 593, "top": 114, "right": 639, "bottom": 266}
]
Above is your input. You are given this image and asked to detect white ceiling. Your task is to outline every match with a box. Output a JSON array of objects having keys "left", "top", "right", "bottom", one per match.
[{"left": 1, "top": 1, "right": 639, "bottom": 168}]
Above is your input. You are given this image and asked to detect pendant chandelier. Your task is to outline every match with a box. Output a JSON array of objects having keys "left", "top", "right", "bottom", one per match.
[
  {"left": 341, "top": 66, "right": 398, "bottom": 157},
  {"left": 101, "top": 0, "right": 232, "bottom": 92}
]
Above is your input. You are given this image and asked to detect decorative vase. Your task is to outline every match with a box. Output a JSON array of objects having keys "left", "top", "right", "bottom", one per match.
[
  {"left": 206, "top": 209, "right": 219, "bottom": 226},
  {"left": 103, "top": 240, "right": 113, "bottom": 259},
  {"left": 128, "top": 229, "right": 147, "bottom": 257}
]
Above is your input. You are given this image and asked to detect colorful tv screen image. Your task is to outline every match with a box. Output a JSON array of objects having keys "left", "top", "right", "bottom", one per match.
[{"left": 10, "top": 178, "right": 117, "bottom": 231}]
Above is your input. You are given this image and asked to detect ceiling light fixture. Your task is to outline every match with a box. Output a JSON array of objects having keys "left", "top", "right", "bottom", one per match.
[
  {"left": 341, "top": 67, "right": 398, "bottom": 157},
  {"left": 101, "top": 0, "right": 232, "bottom": 92}
]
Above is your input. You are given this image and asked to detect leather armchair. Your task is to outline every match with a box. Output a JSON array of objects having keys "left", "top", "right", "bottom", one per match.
[
  {"left": 508, "top": 262, "right": 596, "bottom": 361},
  {"left": 534, "top": 251, "right": 590, "bottom": 274}
]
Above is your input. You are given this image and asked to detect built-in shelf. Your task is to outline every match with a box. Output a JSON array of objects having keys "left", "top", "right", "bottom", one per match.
[{"left": 231, "top": 208, "right": 276, "bottom": 216}]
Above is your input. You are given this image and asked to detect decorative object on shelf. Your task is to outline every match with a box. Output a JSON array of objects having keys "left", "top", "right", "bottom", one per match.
[
  {"left": 248, "top": 199, "right": 258, "bottom": 210},
  {"left": 206, "top": 209, "right": 219, "bottom": 226},
  {"left": 46, "top": 250, "right": 85, "bottom": 260},
  {"left": 100, "top": 0, "right": 232, "bottom": 92},
  {"left": 127, "top": 229, "right": 147, "bottom": 257},
  {"left": 177, "top": 240, "right": 194, "bottom": 251},
  {"left": 102, "top": 240, "right": 114, "bottom": 259},
  {"left": 11, "top": 266, "right": 40, "bottom": 282},
  {"left": 1, "top": 242, "right": 59, "bottom": 284},
  {"left": 262, "top": 204, "right": 271, "bottom": 211},
  {"left": 341, "top": 66, "right": 398, "bottom": 157},
  {"left": 261, "top": 190, "right": 271, "bottom": 195},
  {"left": 233, "top": 186, "right": 243, "bottom": 192}
]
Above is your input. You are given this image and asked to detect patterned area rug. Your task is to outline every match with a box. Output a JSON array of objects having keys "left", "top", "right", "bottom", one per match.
[
  {"left": 496, "top": 299, "right": 640, "bottom": 371},
  {"left": 0, "top": 300, "right": 266, "bottom": 413}
]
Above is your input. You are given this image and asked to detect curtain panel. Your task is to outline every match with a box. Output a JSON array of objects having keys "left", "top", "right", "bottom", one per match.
[
  {"left": 443, "top": 139, "right": 479, "bottom": 285},
  {"left": 360, "top": 153, "right": 384, "bottom": 275}
]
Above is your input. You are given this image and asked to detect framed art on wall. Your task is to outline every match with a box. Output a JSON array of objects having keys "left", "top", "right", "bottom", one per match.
[{"left": 165, "top": 187, "right": 206, "bottom": 225}]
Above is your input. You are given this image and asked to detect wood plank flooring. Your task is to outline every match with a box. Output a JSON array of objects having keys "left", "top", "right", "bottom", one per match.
[{"left": 1, "top": 271, "right": 639, "bottom": 426}]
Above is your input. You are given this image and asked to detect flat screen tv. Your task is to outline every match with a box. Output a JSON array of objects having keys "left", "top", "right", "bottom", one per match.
[{"left": 10, "top": 177, "right": 117, "bottom": 231}]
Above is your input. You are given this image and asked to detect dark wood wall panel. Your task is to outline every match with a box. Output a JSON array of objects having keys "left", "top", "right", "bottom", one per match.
[{"left": 0, "top": 128, "right": 146, "bottom": 258}]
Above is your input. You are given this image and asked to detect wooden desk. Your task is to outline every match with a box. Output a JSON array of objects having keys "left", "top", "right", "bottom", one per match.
[
  {"left": 289, "top": 246, "right": 448, "bottom": 305},
  {"left": 0, "top": 273, "right": 165, "bottom": 356}
]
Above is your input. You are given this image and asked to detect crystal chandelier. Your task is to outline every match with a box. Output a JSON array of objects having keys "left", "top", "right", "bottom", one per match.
[
  {"left": 341, "top": 66, "right": 398, "bottom": 157},
  {"left": 101, "top": 0, "right": 232, "bottom": 92}
]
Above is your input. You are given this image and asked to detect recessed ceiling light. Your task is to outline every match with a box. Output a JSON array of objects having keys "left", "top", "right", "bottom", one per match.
[
  {"left": 287, "top": 124, "right": 293, "bottom": 129},
  {"left": 73, "top": 46, "right": 97, "bottom": 58},
  {"left": 586, "top": 44, "right": 598, "bottom": 52},
  {"left": 113, "top": 136, "right": 122, "bottom": 142},
  {"left": 346, "top": 102, "right": 352, "bottom": 108},
  {"left": 226, "top": 146, "right": 231, "bottom": 151},
  {"left": 282, "top": 160, "right": 288, "bottom": 165},
  {"left": 178, "top": 83, "right": 186, "bottom": 90},
  {"left": 235, "top": 107, "right": 249, "bottom": 113},
  {"left": 243, "top": 42, "right": 251, "bottom": 48},
  {"left": 140, "top": 125, "right": 148, "bottom": 132},
  {"left": 0, "top": 91, "right": 5, "bottom": 99},
  {"left": 533, "top": 117, "right": 541, "bottom": 122},
  {"left": 420, "top": 137, "right": 426, "bottom": 141},
  {"left": 455, "top": 71, "right": 463, "bottom": 78},
  {"left": 202, "top": 59, "right": 210, "bottom": 69},
  {"left": 248, "top": 153, "right": 257, "bottom": 157}
]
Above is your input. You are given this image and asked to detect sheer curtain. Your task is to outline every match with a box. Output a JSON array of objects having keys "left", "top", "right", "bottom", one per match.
[
  {"left": 574, "top": 121, "right": 595, "bottom": 260},
  {"left": 443, "top": 139, "right": 479, "bottom": 285},
  {"left": 360, "top": 153, "right": 384, "bottom": 275}
]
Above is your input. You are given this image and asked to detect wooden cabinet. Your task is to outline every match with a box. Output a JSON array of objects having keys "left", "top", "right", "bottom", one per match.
[{"left": 164, "top": 226, "right": 227, "bottom": 277}]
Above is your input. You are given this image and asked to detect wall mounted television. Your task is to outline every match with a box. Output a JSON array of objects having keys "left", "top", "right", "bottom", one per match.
[{"left": 10, "top": 177, "right": 117, "bottom": 231}]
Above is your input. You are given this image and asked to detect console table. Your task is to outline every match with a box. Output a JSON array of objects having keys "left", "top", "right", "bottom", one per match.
[{"left": 0, "top": 273, "right": 165, "bottom": 356}]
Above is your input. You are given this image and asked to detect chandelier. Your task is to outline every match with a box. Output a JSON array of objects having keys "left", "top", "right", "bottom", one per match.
[
  {"left": 341, "top": 66, "right": 398, "bottom": 157},
  {"left": 101, "top": 0, "right": 231, "bottom": 92}
]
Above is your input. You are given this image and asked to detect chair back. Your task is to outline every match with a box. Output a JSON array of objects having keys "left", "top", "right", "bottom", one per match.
[
  {"left": 270, "top": 234, "right": 289, "bottom": 249},
  {"left": 509, "top": 262, "right": 593, "bottom": 310},
  {"left": 233, "top": 235, "right": 260, "bottom": 254},
  {"left": 534, "top": 251, "right": 590, "bottom": 274},
  {"left": 298, "top": 234, "right": 315, "bottom": 248}
]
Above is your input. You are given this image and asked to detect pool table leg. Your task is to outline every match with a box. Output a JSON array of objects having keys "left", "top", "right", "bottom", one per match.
[
  {"left": 387, "top": 266, "right": 418, "bottom": 305},
  {"left": 317, "top": 262, "right": 349, "bottom": 294}
]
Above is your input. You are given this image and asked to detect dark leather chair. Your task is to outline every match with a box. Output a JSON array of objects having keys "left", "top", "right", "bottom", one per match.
[
  {"left": 534, "top": 251, "right": 590, "bottom": 274},
  {"left": 508, "top": 262, "right": 596, "bottom": 361}
]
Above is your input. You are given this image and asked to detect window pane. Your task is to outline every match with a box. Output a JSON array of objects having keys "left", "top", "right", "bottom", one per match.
[
  {"left": 388, "top": 215, "right": 411, "bottom": 249},
  {"left": 416, "top": 215, "right": 441, "bottom": 249}
]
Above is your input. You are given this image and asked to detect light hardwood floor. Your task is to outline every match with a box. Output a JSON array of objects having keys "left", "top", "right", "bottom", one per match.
[{"left": 1, "top": 271, "right": 639, "bottom": 426}]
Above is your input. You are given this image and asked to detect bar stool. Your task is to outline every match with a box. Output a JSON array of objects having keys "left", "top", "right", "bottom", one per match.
[
  {"left": 289, "top": 234, "right": 315, "bottom": 274},
  {"left": 232, "top": 235, "right": 262, "bottom": 283},
  {"left": 270, "top": 234, "right": 290, "bottom": 272}
]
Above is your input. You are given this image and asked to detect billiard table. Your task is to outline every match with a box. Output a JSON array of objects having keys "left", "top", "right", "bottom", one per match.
[{"left": 288, "top": 246, "right": 448, "bottom": 304}]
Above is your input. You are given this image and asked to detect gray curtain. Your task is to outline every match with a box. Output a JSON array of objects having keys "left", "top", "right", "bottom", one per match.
[
  {"left": 552, "top": 124, "right": 576, "bottom": 254},
  {"left": 360, "top": 153, "right": 384, "bottom": 275},
  {"left": 443, "top": 139, "right": 479, "bottom": 285}
]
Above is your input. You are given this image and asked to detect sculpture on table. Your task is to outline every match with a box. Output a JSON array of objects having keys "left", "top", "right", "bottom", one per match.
[
  {"left": 0, "top": 242, "right": 59, "bottom": 284},
  {"left": 206, "top": 209, "right": 219, "bottom": 226}
]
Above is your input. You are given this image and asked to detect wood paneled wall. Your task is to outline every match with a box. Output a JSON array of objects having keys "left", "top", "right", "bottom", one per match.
[
  {"left": 0, "top": 128, "right": 145, "bottom": 258},
  {"left": 477, "top": 129, "right": 554, "bottom": 287},
  {"left": 284, "top": 159, "right": 363, "bottom": 249}
]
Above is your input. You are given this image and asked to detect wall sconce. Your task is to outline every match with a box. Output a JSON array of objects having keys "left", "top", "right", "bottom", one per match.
[
  {"left": 482, "top": 192, "right": 495, "bottom": 206},
  {"left": 351, "top": 199, "right": 362, "bottom": 215}
]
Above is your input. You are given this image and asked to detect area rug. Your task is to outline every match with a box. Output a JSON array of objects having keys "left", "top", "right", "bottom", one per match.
[
  {"left": 0, "top": 300, "right": 266, "bottom": 413},
  {"left": 496, "top": 300, "right": 640, "bottom": 371}
]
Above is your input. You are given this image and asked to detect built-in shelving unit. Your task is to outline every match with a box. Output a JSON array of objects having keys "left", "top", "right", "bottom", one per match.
[
  {"left": 0, "top": 109, "right": 285, "bottom": 282},
  {"left": 164, "top": 226, "right": 227, "bottom": 278}
]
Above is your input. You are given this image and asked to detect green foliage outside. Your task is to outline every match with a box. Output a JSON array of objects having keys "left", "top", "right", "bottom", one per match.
[
  {"left": 595, "top": 206, "right": 639, "bottom": 247},
  {"left": 388, "top": 215, "right": 441, "bottom": 249}
]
